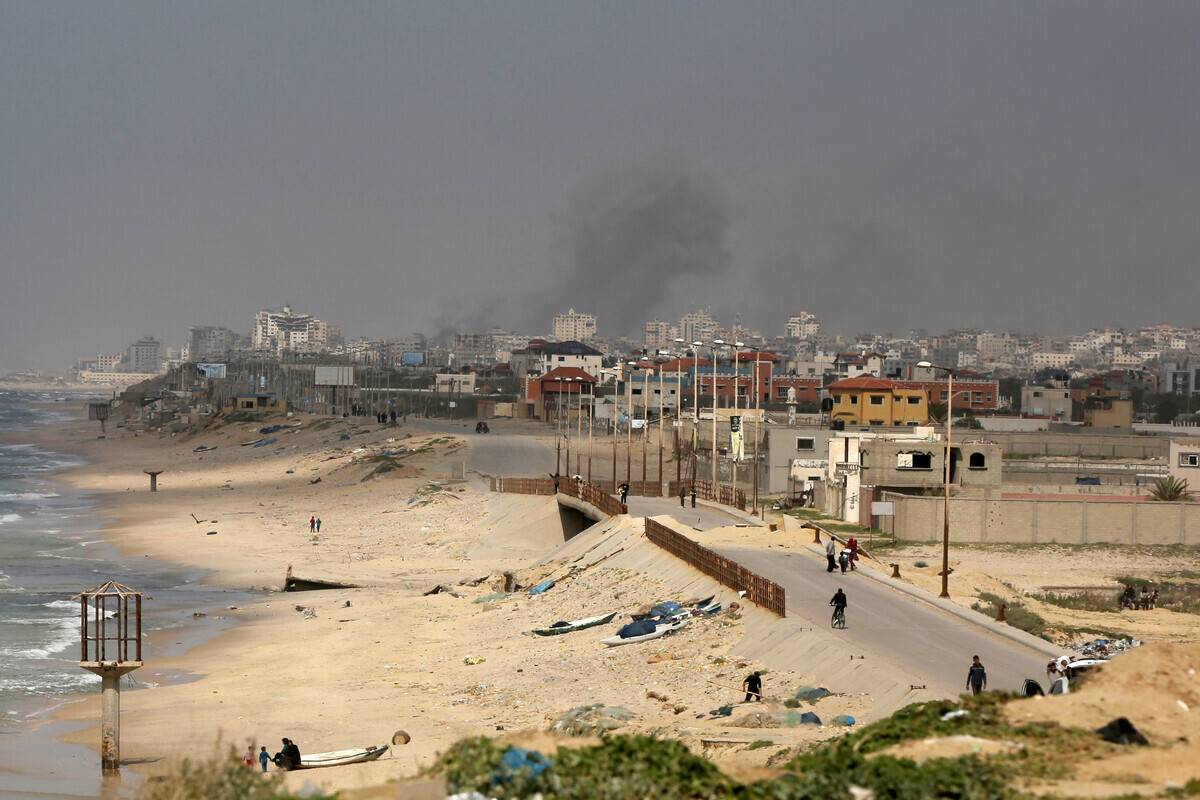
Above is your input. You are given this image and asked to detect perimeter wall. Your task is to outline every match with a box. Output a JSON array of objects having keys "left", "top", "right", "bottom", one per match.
[{"left": 886, "top": 491, "right": 1200, "bottom": 545}]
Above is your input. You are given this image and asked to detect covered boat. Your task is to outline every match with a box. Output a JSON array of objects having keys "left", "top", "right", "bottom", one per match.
[
  {"left": 533, "top": 611, "right": 617, "bottom": 636},
  {"left": 600, "top": 617, "right": 688, "bottom": 647}
]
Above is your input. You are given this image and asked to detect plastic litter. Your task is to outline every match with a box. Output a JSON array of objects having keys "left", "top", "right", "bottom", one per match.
[
  {"left": 832, "top": 715, "right": 857, "bottom": 726},
  {"left": 474, "top": 592, "right": 510, "bottom": 604},
  {"left": 941, "top": 709, "right": 970, "bottom": 721},
  {"left": 464, "top": 656, "right": 486, "bottom": 665},
  {"left": 496, "top": 747, "right": 552, "bottom": 782},
  {"left": 550, "top": 704, "right": 634, "bottom": 735},
  {"left": 528, "top": 579, "right": 555, "bottom": 596}
]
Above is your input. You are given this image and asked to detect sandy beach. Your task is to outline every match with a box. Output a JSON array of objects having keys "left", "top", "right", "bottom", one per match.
[{"left": 2, "top": 410, "right": 872, "bottom": 796}]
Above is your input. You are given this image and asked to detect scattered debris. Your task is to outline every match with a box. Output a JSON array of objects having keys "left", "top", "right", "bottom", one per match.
[
  {"left": 528, "top": 579, "right": 555, "bottom": 596},
  {"left": 391, "top": 730, "right": 411, "bottom": 746},
  {"left": 941, "top": 709, "right": 970, "bottom": 721},
  {"left": 309, "top": 477, "right": 322, "bottom": 484},
  {"left": 550, "top": 704, "right": 634, "bottom": 735},
  {"left": 294, "top": 605, "right": 317, "bottom": 619},
  {"left": 283, "top": 565, "right": 359, "bottom": 592},
  {"left": 463, "top": 656, "right": 486, "bottom": 666},
  {"left": 424, "top": 584, "right": 462, "bottom": 597},
  {"left": 206, "top": 531, "right": 218, "bottom": 535},
  {"left": 1095, "top": 717, "right": 1149, "bottom": 746},
  {"left": 474, "top": 592, "right": 510, "bottom": 604}
]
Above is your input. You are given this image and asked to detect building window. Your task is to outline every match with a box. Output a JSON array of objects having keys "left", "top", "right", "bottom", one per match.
[
  {"left": 796, "top": 437, "right": 815, "bottom": 451},
  {"left": 907, "top": 396, "right": 921, "bottom": 405},
  {"left": 897, "top": 451, "right": 933, "bottom": 470},
  {"left": 869, "top": 395, "right": 884, "bottom": 405},
  {"left": 869, "top": 419, "right": 885, "bottom": 426},
  {"left": 833, "top": 394, "right": 843, "bottom": 404},
  {"left": 850, "top": 395, "right": 858, "bottom": 405},
  {"left": 940, "top": 391, "right": 948, "bottom": 401},
  {"left": 969, "top": 452, "right": 987, "bottom": 470},
  {"left": 972, "top": 392, "right": 983, "bottom": 402},
  {"left": 1180, "top": 453, "right": 1200, "bottom": 468},
  {"left": 1033, "top": 391, "right": 1043, "bottom": 398}
]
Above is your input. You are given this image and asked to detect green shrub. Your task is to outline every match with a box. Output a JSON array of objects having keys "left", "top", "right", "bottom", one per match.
[
  {"left": 973, "top": 592, "right": 1048, "bottom": 638},
  {"left": 138, "top": 743, "right": 337, "bottom": 800}
]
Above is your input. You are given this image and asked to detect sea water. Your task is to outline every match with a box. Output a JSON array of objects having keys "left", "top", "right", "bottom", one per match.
[{"left": 0, "top": 391, "right": 249, "bottom": 795}]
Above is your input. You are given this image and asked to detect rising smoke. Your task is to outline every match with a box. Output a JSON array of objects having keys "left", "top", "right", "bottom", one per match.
[{"left": 546, "top": 156, "right": 733, "bottom": 335}]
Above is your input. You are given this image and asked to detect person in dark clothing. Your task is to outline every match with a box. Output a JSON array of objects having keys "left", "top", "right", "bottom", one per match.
[
  {"left": 274, "top": 738, "right": 297, "bottom": 770},
  {"left": 829, "top": 589, "right": 847, "bottom": 628},
  {"left": 389, "top": 410, "right": 397, "bottom": 424},
  {"left": 550, "top": 473, "right": 561, "bottom": 493},
  {"left": 618, "top": 482, "right": 629, "bottom": 505},
  {"left": 679, "top": 483, "right": 687, "bottom": 507},
  {"left": 825, "top": 538, "right": 837, "bottom": 572},
  {"left": 742, "top": 671, "right": 763, "bottom": 702},
  {"left": 690, "top": 486, "right": 697, "bottom": 508},
  {"left": 967, "top": 655, "right": 988, "bottom": 695}
]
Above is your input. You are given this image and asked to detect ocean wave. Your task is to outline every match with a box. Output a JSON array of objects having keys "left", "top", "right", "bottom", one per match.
[
  {"left": 0, "top": 491, "right": 60, "bottom": 501},
  {"left": 43, "top": 599, "right": 79, "bottom": 611},
  {"left": 0, "top": 616, "right": 80, "bottom": 660},
  {"left": 0, "top": 672, "right": 100, "bottom": 695}
]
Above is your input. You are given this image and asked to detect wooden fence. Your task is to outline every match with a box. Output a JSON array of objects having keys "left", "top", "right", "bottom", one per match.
[
  {"left": 644, "top": 518, "right": 785, "bottom": 617},
  {"left": 492, "top": 477, "right": 556, "bottom": 495},
  {"left": 667, "top": 479, "right": 747, "bottom": 511}
]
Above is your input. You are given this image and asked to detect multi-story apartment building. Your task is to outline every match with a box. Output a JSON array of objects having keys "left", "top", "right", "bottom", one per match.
[
  {"left": 785, "top": 312, "right": 821, "bottom": 339},
  {"left": 1161, "top": 354, "right": 1200, "bottom": 396},
  {"left": 827, "top": 377, "right": 929, "bottom": 427},
  {"left": 678, "top": 308, "right": 719, "bottom": 344},
  {"left": 126, "top": 336, "right": 162, "bottom": 374},
  {"left": 643, "top": 320, "right": 678, "bottom": 352},
  {"left": 188, "top": 326, "right": 239, "bottom": 362},
  {"left": 1030, "top": 352, "right": 1075, "bottom": 370},
  {"left": 552, "top": 309, "right": 597, "bottom": 341},
  {"left": 252, "top": 305, "right": 335, "bottom": 355}
]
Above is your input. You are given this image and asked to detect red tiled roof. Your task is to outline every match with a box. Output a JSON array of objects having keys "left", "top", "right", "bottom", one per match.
[{"left": 539, "top": 366, "right": 597, "bottom": 382}]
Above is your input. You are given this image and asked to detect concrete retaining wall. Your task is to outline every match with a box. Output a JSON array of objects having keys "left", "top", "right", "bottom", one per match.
[{"left": 888, "top": 491, "right": 1200, "bottom": 545}]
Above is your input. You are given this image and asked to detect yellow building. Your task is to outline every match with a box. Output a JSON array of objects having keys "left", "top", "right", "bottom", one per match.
[{"left": 827, "top": 377, "right": 929, "bottom": 427}]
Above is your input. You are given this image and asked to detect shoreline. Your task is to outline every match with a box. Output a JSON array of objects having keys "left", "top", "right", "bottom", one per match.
[{"left": 0, "top": 403, "right": 253, "bottom": 798}]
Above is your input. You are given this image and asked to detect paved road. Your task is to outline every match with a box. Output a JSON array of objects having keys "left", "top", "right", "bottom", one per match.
[
  {"left": 422, "top": 415, "right": 1053, "bottom": 693},
  {"left": 716, "top": 545, "right": 1052, "bottom": 694},
  {"left": 626, "top": 495, "right": 750, "bottom": 531}
]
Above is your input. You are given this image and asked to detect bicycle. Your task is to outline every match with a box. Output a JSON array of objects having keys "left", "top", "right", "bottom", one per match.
[{"left": 831, "top": 606, "right": 846, "bottom": 629}]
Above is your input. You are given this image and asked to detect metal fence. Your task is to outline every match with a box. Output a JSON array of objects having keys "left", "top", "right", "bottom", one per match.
[
  {"left": 560, "top": 479, "right": 628, "bottom": 517},
  {"left": 668, "top": 479, "right": 746, "bottom": 511},
  {"left": 644, "top": 518, "right": 785, "bottom": 617},
  {"left": 493, "top": 476, "right": 627, "bottom": 517}
]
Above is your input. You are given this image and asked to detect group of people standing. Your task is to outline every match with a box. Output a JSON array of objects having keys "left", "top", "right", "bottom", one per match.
[
  {"left": 241, "top": 739, "right": 300, "bottom": 772},
  {"left": 824, "top": 536, "right": 860, "bottom": 574},
  {"left": 1120, "top": 585, "right": 1159, "bottom": 610},
  {"left": 308, "top": 515, "right": 322, "bottom": 533}
]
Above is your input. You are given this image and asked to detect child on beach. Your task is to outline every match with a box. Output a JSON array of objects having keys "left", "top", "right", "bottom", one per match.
[
  {"left": 243, "top": 747, "right": 254, "bottom": 768},
  {"left": 309, "top": 516, "right": 316, "bottom": 533},
  {"left": 315, "top": 517, "right": 322, "bottom": 532},
  {"left": 259, "top": 746, "right": 270, "bottom": 772}
]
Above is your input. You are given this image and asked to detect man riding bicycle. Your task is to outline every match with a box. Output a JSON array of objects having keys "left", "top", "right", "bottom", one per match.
[{"left": 829, "top": 588, "right": 847, "bottom": 628}]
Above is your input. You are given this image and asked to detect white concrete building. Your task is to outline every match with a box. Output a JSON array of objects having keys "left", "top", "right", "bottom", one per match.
[
  {"left": 252, "top": 305, "right": 335, "bottom": 354},
  {"left": 679, "top": 309, "right": 719, "bottom": 344},
  {"left": 785, "top": 311, "right": 821, "bottom": 339}
]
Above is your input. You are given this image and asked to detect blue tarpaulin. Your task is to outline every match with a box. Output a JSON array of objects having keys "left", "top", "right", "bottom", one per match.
[
  {"left": 617, "top": 619, "right": 656, "bottom": 638},
  {"left": 529, "top": 579, "right": 555, "bottom": 596}
]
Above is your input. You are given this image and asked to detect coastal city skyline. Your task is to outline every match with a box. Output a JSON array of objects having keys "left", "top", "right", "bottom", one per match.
[{"left": 5, "top": 3, "right": 1200, "bottom": 374}]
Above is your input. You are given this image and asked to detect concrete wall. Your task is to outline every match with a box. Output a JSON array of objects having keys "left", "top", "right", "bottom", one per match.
[
  {"left": 888, "top": 491, "right": 1200, "bottom": 545},
  {"left": 978, "top": 430, "right": 1168, "bottom": 459}
]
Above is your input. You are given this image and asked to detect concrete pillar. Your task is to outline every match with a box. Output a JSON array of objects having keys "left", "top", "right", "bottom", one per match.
[{"left": 100, "top": 669, "right": 121, "bottom": 772}]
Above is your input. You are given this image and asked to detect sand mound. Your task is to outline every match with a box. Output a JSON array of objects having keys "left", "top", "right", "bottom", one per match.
[
  {"left": 1007, "top": 642, "right": 1200, "bottom": 745},
  {"left": 878, "top": 734, "right": 1022, "bottom": 763}
]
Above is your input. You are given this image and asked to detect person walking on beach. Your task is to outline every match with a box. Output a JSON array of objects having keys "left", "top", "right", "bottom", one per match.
[
  {"left": 679, "top": 482, "right": 687, "bottom": 507},
  {"left": 315, "top": 517, "right": 322, "bottom": 533},
  {"left": 825, "top": 537, "right": 837, "bottom": 572},
  {"left": 966, "top": 655, "right": 988, "bottom": 695},
  {"left": 618, "top": 482, "right": 629, "bottom": 505},
  {"left": 742, "top": 670, "right": 763, "bottom": 702},
  {"left": 259, "top": 746, "right": 270, "bottom": 772},
  {"left": 309, "top": 516, "right": 316, "bottom": 533},
  {"left": 243, "top": 747, "right": 254, "bottom": 768}
]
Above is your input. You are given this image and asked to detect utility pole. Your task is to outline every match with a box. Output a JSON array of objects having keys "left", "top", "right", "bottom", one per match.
[
  {"left": 625, "top": 363, "right": 633, "bottom": 488},
  {"left": 642, "top": 366, "right": 649, "bottom": 492},
  {"left": 753, "top": 353, "right": 762, "bottom": 515},
  {"left": 658, "top": 354, "right": 664, "bottom": 492},
  {"left": 711, "top": 339, "right": 724, "bottom": 493}
]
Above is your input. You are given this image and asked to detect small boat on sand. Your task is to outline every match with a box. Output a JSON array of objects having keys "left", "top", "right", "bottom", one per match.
[
  {"left": 533, "top": 611, "right": 617, "bottom": 636},
  {"left": 296, "top": 745, "right": 388, "bottom": 769},
  {"left": 601, "top": 617, "right": 688, "bottom": 647}
]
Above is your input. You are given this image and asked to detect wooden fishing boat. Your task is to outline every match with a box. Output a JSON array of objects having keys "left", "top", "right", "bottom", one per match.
[{"left": 295, "top": 745, "right": 388, "bottom": 769}]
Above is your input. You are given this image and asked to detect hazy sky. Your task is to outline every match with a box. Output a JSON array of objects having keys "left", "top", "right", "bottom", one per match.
[{"left": 3, "top": 2, "right": 1199, "bottom": 371}]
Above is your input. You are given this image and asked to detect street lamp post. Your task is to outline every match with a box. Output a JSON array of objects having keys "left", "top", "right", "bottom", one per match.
[
  {"left": 587, "top": 382, "right": 594, "bottom": 484},
  {"left": 753, "top": 351, "right": 763, "bottom": 515},
  {"left": 918, "top": 360, "right": 955, "bottom": 599},
  {"left": 563, "top": 377, "right": 572, "bottom": 474},
  {"left": 576, "top": 377, "right": 584, "bottom": 476},
  {"left": 711, "top": 339, "right": 725, "bottom": 494},
  {"left": 691, "top": 341, "right": 702, "bottom": 494},
  {"left": 731, "top": 341, "right": 744, "bottom": 496},
  {"left": 625, "top": 362, "right": 635, "bottom": 488}
]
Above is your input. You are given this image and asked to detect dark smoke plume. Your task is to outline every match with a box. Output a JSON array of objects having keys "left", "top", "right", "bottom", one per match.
[{"left": 547, "top": 156, "right": 732, "bottom": 335}]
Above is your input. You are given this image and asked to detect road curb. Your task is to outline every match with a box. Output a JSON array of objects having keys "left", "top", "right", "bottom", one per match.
[{"left": 801, "top": 539, "right": 1062, "bottom": 659}]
